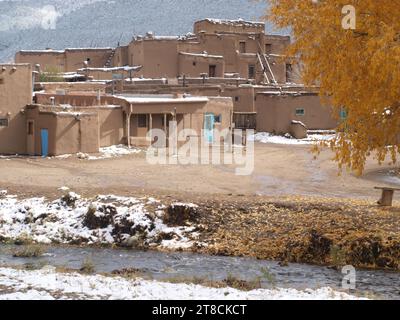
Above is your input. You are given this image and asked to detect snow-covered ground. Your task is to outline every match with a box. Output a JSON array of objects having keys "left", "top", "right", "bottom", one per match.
[
  {"left": 0, "top": 191, "right": 201, "bottom": 250},
  {"left": 0, "top": 267, "right": 365, "bottom": 300},
  {"left": 248, "top": 132, "right": 335, "bottom": 145}
]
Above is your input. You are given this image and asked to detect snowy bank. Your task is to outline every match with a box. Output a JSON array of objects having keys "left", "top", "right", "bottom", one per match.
[
  {"left": 248, "top": 132, "right": 335, "bottom": 145},
  {"left": 0, "top": 267, "right": 365, "bottom": 300},
  {"left": 0, "top": 191, "right": 202, "bottom": 250}
]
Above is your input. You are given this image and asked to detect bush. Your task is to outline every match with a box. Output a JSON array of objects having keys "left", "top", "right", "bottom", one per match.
[{"left": 13, "top": 245, "right": 45, "bottom": 258}]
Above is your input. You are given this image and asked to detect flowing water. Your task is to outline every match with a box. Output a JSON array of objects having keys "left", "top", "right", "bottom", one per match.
[{"left": 0, "top": 244, "right": 399, "bottom": 299}]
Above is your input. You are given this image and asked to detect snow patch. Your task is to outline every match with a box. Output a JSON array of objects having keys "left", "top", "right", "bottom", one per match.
[
  {"left": 248, "top": 132, "right": 335, "bottom": 145},
  {"left": 0, "top": 267, "right": 366, "bottom": 300}
]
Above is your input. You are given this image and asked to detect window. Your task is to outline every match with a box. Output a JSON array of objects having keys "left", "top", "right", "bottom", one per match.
[
  {"left": 27, "top": 121, "right": 34, "bottom": 135},
  {"left": 235, "top": 96, "right": 240, "bottom": 102},
  {"left": 138, "top": 115, "right": 147, "bottom": 128},
  {"left": 193, "top": 61, "right": 197, "bottom": 66},
  {"left": 0, "top": 118, "right": 9, "bottom": 127},
  {"left": 214, "top": 114, "right": 222, "bottom": 123},
  {"left": 239, "top": 41, "right": 246, "bottom": 53},
  {"left": 248, "top": 64, "right": 255, "bottom": 79},
  {"left": 286, "top": 64, "right": 293, "bottom": 83},
  {"left": 209, "top": 65, "right": 216, "bottom": 78},
  {"left": 0, "top": 77, "right": 4, "bottom": 85},
  {"left": 265, "top": 43, "right": 272, "bottom": 54},
  {"left": 295, "top": 108, "right": 305, "bottom": 116}
]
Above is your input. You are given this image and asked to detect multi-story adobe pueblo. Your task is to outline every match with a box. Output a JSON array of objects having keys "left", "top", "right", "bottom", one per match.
[{"left": 0, "top": 19, "right": 338, "bottom": 156}]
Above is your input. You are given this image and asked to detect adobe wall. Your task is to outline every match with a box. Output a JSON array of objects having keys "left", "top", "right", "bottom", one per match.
[
  {"left": 39, "top": 82, "right": 107, "bottom": 94},
  {"left": 198, "top": 34, "right": 238, "bottom": 73},
  {"left": 178, "top": 53, "right": 224, "bottom": 77},
  {"left": 256, "top": 93, "right": 338, "bottom": 134},
  {"left": 194, "top": 19, "right": 265, "bottom": 34},
  {"left": 98, "top": 107, "right": 125, "bottom": 147},
  {"left": 35, "top": 93, "right": 128, "bottom": 108},
  {"left": 25, "top": 105, "right": 100, "bottom": 156},
  {"left": 112, "top": 46, "right": 129, "bottom": 67},
  {"left": 128, "top": 96, "right": 232, "bottom": 140},
  {"left": 15, "top": 48, "right": 113, "bottom": 72},
  {"left": 222, "top": 86, "right": 255, "bottom": 112},
  {"left": 264, "top": 35, "right": 291, "bottom": 55},
  {"left": 64, "top": 49, "right": 113, "bottom": 72},
  {"left": 15, "top": 51, "right": 65, "bottom": 72},
  {"left": 130, "top": 40, "right": 179, "bottom": 79},
  {"left": 0, "top": 64, "right": 32, "bottom": 154}
]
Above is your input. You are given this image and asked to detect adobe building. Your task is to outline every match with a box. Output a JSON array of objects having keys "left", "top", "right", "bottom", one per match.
[
  {"left": 24, "top": 92, "right": 233, "bottom": 155},
  {"left": 15, "top": 48, "right": 115, "bottom": 73},
  {"left": 16, "top": 19, "right": 296, "bottom": 85},
  {"left": 9, "top": 18, "right": 339, "bottom": 153},
  {"left": 255, "top": 91, "right": 337, "bottom": 134},
  {"left": 0, "top": 64, "right": 33, "bottom": 154}
]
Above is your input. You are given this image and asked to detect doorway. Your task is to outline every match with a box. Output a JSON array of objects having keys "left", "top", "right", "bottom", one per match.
[
  {"left": 204, "top": 113, "right": 215, "bottom": 143},
  {"left": 41, "top": 129, "right": 49, "bottom": 157},
  {"left": 209, "top": 65, "right": 216, "bottom": 78}
]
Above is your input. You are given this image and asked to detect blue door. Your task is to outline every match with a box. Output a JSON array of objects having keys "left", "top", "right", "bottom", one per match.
[
  {"left": 41, "top": 129, "right": 49, "bottom": 157},
  {"left": 204, "top": 113, "right": 215, "bottom": 143}
]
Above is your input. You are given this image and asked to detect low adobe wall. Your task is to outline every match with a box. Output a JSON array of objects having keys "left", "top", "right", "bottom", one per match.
[
  {"left": 256, "top": 93, "right": 338, "bottom": 134},
  {"left": 38, "top": 82, "right": 108, "bottom": 94}
]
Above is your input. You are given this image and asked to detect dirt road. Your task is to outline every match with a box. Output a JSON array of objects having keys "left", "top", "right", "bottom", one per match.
[{"left": 0, "top": 143, "right": 398, "bottom": 201}]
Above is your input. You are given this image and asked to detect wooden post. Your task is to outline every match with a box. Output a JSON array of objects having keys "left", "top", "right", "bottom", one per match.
[
  {"left": 149, "top": 114, "right": 153, "bottom": 145},
  {"left": 378, "top": 189, "right": 395, "bottom": 206},
  {"left": 127, "top": 108, "right": 131, "bottom": 149}
]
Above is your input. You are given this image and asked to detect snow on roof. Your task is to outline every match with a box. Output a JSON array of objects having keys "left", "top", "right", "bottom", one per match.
[
  {"left": 19, "top": 50, "right": 65, "bottom": 54},
  {"left": 115, "top": 94, "right": 209, "bottom": 104},
  {"left": 201, "top": 18, "right": 265, "bottom": 27},
  {"left": 179, "top": 52, "right": 224, "bottom": 59},
  {"left": 77, "top": 66, "right": 142, "bottom": 72},
  {"left": 19, "top": 48, "right": 113, "bottom": 54}
]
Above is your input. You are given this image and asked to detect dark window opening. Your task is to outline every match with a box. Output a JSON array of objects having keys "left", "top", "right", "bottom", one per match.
[
  {"left": 0, "top": 78, "right": 4, "bottom": 85},
  {"left": 235, "top": 96, "right": 240, "bottom": 102},
  {"left": 138, "top": 115, "right": 147, "bottom": 128},
  {"left": 193, "top": 61, "right": 197, "bottom": 66},
  {"left": 0, "top": 118, "right": 9, "bottom": 127},
  {"left": 209, "top": 65, "right": 216, "bottom": 78},
  {"left": 248, "top": 64, "right": 255, "bottom": 79},
  {"left": 286, "top": 64, "right": 293, "bottom": 83},
  {"left": 239, "top": 41, "right": 246, "bottom": 53},
  {"left": 265, "top": 43, "right": 272, "bottom": 54},
  {"left": 214, "top": 114, "right": 222, "bottom": 123},
  {"left": 28, "top": 121, "right": 34, "bottom": 135},
  {"left": 295, "top": 108, "right": 305, "bottom": 116}
]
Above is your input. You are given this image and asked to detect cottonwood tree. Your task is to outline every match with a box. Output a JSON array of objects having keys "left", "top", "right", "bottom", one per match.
[{"left": 265, "top": 0, "right": 400, "bottom": 174}]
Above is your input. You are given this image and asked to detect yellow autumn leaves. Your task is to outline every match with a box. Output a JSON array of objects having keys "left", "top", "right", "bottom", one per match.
[{"left": 266, "top": 0, "right": 400, "bottom": 174}]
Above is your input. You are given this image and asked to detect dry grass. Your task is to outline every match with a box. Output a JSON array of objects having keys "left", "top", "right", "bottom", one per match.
[
  {"left": 80, "top": 258, "right": 95, "bottom": 274},
  {"left": 194, "top": 197, "right": 400, "bottom": 271},
  {"left": 12, "top": 245, "right": 45, "bottom": 258}
]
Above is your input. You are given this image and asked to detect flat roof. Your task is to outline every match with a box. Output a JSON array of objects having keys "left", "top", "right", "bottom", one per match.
[
  {"left": 198, "top": 18, "right": 265, "bottom": 27},
  {"left": 115, "top": 94, "right": 209, "bottom": 104},
  {"left": 179, "top": 52, "right": 223, "bottom": 59}
]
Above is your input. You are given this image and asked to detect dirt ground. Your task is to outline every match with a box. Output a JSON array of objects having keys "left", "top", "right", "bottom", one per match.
[{"left": 0, "top": 143, "right": 398, "bottom": 202}]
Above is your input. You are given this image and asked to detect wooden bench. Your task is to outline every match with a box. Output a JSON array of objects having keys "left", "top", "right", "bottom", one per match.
[{"left": 375, "top": 187, "right": 400, "bottom": 206}]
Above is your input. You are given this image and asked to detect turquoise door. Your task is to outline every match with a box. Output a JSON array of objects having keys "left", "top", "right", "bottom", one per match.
[
  {"left": 41, "top": 129, "right": 49, "bottom": 157},
  {"left": 204, "top": 113, "right": 215, "bottom": 143}
]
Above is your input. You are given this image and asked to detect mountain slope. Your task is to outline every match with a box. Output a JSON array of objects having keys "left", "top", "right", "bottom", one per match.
[{"left": 0, "top": 0, "right": 283, "bottom": 63}]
